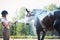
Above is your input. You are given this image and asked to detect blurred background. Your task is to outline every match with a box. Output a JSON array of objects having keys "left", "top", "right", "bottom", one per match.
[{"left": 0, "top": 0, "right": 60, "bottom": 39}]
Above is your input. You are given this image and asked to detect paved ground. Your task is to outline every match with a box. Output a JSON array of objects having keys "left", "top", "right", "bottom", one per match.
[{"left": 0, "top": 38, "right": 60, "bottom": 40}]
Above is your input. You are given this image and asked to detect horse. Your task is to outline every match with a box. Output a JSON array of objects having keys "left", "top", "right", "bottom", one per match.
[
  {"left": 34, "top": 12, "right": 54, "bottom": 40},
  {"left": 26, "top": 9, "right": 60, "bottom": 40}
]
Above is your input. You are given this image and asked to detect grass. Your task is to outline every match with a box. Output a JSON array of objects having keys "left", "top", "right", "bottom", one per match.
[
  {"left": 11, "top": 36, "right": 59, "bottom": 39},
  {"left": 0, "top": 36, "right": 59, "bottom": 40},
  {"left": 0, "top": 38, "right": 3, "bottom": 40}
]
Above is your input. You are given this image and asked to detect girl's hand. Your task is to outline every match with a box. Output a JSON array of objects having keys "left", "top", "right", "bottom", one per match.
[{"left": 8, "top": 21, "right": 18, "bottom": 27}]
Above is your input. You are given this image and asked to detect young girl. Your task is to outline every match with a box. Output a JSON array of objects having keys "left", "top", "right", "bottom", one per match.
[{"left": 1, "top": 10, "right": 10, "bottom": 40}]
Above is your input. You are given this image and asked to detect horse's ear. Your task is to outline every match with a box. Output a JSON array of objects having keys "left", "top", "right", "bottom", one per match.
[
  {"left": 26, "top": 8, "right": 28, "bottom": 11},
  {"left": 26, "top": 8, "right": 30, "bottom": 12}
]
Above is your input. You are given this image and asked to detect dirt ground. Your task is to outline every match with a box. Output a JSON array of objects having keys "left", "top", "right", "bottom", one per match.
[
  {"left": 13, "top": 39, "right": 60, "bottom": 40},
  {"left": 0, "top": 38, "right": 60, "bottom": 40}
]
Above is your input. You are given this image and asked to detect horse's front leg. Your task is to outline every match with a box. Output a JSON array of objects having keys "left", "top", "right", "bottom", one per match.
[
  {"left": 41, "top": 29, "right": 46, "bottom": 40},
  {"left": 36, "top": 30, "right": 40, "bottom": 40}
]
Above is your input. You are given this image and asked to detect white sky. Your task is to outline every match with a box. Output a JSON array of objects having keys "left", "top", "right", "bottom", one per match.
[{"left": 0, "top": 0, "right": 60, "bottom": 21}]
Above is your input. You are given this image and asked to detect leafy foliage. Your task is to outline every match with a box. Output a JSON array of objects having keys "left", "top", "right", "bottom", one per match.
[
  {"left": 0, "top": 18, "right": 2, "bottom": 36},
  {"left": 44, "top": 4, "right": 57, "bottom": 11},
  {"left": 19, "top": 7, "right": 26, "bottom": 19},
  {"left": 10, "top": 7, "right": 30, "bottom": 36}
]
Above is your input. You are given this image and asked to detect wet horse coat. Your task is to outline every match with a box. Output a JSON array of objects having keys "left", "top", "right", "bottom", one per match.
[
  {"left": 34, "top": 11, "right": 54, "bottom": 40},
  {"left": 26, "top": 9, "right": 60, "bottom": 40},
  {"left": 35, "top": 10, "right": 60, "bottom": 40}
]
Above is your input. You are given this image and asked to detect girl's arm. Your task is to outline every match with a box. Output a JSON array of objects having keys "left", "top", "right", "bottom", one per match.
[{"left": 2, "top": 22, "right": 9, "bottom": 28}]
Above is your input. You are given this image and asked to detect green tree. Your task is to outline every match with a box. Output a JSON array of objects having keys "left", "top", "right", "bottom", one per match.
[
  {"left": 44, "top": 4, "right": 57, "bottom": 11},
  {"left": 19, "top": 7, "right": 26, "bottom": 19},
  {"left": 0, "top": 18, "right": 2, "bottom": 36},
  {"left": 10, "top": 7, "right": 29, "bottom": 36}
]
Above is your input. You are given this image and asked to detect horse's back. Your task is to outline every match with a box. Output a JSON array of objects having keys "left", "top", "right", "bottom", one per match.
[{"left": 34, "top": 10, "right": 54, "bottom": 30}]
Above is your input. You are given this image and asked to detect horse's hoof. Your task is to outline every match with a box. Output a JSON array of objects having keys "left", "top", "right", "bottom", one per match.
[{"left": 41, "top": 39, "right": 44, "bottom": 40}]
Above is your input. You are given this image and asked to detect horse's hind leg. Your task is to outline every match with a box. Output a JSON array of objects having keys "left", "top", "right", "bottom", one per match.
[
  {"left": 36, "top": 30, "right": 40, "bottom": 40},
  {"left": 56, "top": 30, "right": 60, "bottom": 38},
  {"left": 41, "top": 29, "right": 46, "bottom": 40},
  {"left": 54, "top": 24, "right": 60, "bottom": 38}
]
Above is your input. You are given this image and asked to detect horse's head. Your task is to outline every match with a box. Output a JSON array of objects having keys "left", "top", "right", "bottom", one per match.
[
  {"left": 26, "top": 8, "right": 32, "bottom": 17},
  {"left": 25, "top": 8, "right": 34, "bottom": 24}
]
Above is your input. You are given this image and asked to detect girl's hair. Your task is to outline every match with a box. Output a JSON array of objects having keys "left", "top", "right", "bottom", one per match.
[{"left": 1, "top": 10, "right": 8, "bottom": 16}]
